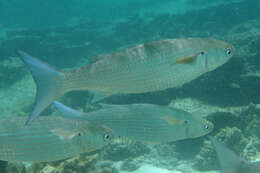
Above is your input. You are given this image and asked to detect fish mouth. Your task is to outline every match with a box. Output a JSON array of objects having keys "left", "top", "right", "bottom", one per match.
[
  {"left": 185, "top": 126, "right": 190, "bottom": 138},
  {"left": 207, "top": 121, "right": 214, "bottom": 133},
  {"left": 205, "top": 54, "right": 209, "bottom": 71}
]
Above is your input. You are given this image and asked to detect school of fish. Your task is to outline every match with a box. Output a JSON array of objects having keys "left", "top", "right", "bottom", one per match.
[
  {"left": 0, "top": 37, "right": 235, "bottom": 163},
  {"left": 17, "top": 38, "right": 234, "bottom": 124}
]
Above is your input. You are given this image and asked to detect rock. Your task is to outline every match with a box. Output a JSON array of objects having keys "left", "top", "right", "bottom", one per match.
[
  {"left": 102, "top": 140, "right": 150, "bottom": 161},
  {"left": 0, "top": 74, "right": 35, "bottom": 119},
  {"left": 0, "top": 57, "right": 27, "bottom": 89},
  {"left": 147, "top": 143, "right": 178, "bottom": 170},
  {"left": 121, "top": 164, "right": 173, "bottom": 173},
  {"left": 0, "top": 161, "right": 7, "bottom": 173},
  {"left": 28, "top": 153, "right": 101, "bottom": 173},
  {"left": 27, "top": 162, "right": 46, "bottom": 173},
  {"left": 100, "top": 167, "right": 119, "bottom": 173},
  {"left": 256, "top": 104, "right": 260, "bottom": 114},
  {"left": 6, "top": 163, "right": 26, "bottom": 173},
  {"left": 193, "top": 139, "right": 217, "bottom": 171},
  {"left": 120, "top": 159, "right": 140, "bottom": 172},
  {"left": 39, "top": 166, "right": 60, "bottom": 173}
]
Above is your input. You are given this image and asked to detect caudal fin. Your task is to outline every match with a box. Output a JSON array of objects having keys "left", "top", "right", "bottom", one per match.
[
  {"left": 53, "top": 101, "right": 85, "bottom": 119},
  {"left": 17, "top": 51, "right": 64, "bottom": 125},
  {"left": 209, "top": 136, "right": 244, "bottom": 173}
]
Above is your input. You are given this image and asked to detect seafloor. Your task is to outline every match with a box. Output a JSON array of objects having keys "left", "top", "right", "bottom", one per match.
[{"left": 0, "top": 0, "right": 260, "bottom": 173}]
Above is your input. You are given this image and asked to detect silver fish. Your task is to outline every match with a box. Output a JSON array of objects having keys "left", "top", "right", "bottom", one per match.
[
  {"left": 0, "top": 116, "right": 114, "bottom": 162},
  {"left": 17, "top": 38, "right": 234, "bottom": 124},
  {"left": 54, "top": 102, "right": 214, "bottom": 143},
  {"left": 209, "top": 136, "right": 260, "bottom": 173}
]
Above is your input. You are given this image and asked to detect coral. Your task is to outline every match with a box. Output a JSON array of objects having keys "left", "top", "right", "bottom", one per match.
[{"left": 28, "top": 153, "right": 100, "bottom": 173}]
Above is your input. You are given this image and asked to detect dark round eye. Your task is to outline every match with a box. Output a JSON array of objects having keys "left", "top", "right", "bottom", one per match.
[
  {"left": 226, "top": 48, "right": 232, "bottom": 55},
  {"left": 77, "top": 132, "right": 82, "bottom": 136},
  {"left": 200, "top": 51, "right": 205, "bottom": 55},
  {"left": 104, "top": 134, "right": 110, "bottom": 141},
  {"left": 184, "top": 120, "right": 189, "bottom": 124},
  {"left": 204, "top": 125, "right": 209, "bottom": 130}
]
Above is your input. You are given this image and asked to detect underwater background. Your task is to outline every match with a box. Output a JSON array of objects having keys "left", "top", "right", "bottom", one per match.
[{"left": 0, "top": 0, "right": 260, "bottom": 172}]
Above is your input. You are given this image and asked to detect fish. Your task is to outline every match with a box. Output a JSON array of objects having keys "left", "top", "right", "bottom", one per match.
[
  {"left": 17, "top": 38, "right": 234, "bottom": 124},
  {"left": 54, "top": 101, "right": 214, "bottom": 143},
  {"left": 209, "top": 136, "right": 260, "bottom": 173},
  {"left": 0, "top": 116, "right": 114, "bottom": 162}
]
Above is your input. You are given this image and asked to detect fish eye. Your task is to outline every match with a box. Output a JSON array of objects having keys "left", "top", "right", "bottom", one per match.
[
  {"left": 226, "top": 48, "right": 232, "bottom": 55},
  {"left": 184, "top": 120, "right": 189, "bottom": 124},
  {"left": 77, "top": 132, "right": 82, "bottom": 137},
  {"left": 200, "top": 51, "right": 205, "bottom": 55},
  {"left": 103, "top": 134, "right": 111, "bottom": 141},
  {"left": 204, "top": 125, "right": 209, "bottom": 130}
]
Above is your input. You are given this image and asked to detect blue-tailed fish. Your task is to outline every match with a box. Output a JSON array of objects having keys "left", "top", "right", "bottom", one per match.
[
  {"left": 0, "top": 116, "right": 114, "bottom": 162},
  {"left": 17, "top": 38, "right": 234, "bottom": 124},
  {"left": 54, "top": 102, "right": 213, "bottom": 143},
  {"left": 209, "top": 136, "right": 260, "bottom": 173}
]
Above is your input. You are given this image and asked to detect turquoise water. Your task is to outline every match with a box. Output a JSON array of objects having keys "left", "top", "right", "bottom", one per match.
[{"left": 0, "top": 0, "right": 260, "bottom": 172}]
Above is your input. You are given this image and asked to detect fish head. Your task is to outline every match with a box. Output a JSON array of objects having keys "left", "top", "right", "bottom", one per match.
[
  {"left": 186, "top": 118, "right": 214, "bottom": 139},
  {"left": 203, "top": 39, "right": 234, "bottom": 72},
  {"left": 74, "top": 122, "right": 115, "bottom": 152}
]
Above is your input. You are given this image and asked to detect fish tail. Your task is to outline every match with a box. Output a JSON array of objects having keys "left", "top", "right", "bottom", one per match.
[
  {"left": 53, "top": 101, "right": 85, "bottom": 119},
  {"left": 17, "top": 51, "right": 66, "bottom": 125}
]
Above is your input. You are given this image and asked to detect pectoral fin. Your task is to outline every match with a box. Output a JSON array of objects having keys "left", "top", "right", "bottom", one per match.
[
  {"left": 51, "top": 129, "right": 78, "bottom": 140},
  {"left": 163, "top": 116, "right": 181, "bottom": 125},
  {"left": 173, "top": 53, "right": 200, "bottom": 65}
]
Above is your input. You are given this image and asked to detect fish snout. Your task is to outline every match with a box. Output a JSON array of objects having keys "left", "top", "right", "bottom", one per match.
[{"left": 204, "top": 120, "right": 214, "bottom": 134}]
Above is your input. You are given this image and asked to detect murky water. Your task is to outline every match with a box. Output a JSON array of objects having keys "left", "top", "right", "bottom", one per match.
[{"left": 0, "top": 0, "right": 259, "bottom": 172}]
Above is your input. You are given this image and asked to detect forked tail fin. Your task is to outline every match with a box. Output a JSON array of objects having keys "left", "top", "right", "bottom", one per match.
[
  {"left": 17, "top": 51, "right": 65, "bottom": 125},
  {"left": 209, "top": 136, "right": 244, "bottom": 173},
  {"left": 53, "top": 101, "right": 85, "bottom": 119}
]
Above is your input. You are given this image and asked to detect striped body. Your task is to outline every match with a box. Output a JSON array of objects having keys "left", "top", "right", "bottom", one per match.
[
  {"left": 0, "top": 116, "right": 113, "bottom": 162},
  {"left": 63, "top": 38, "right": 234, "bottom": 94},
  {"left": 55, "top": 103, "right": 214, "bottom": 143}
]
